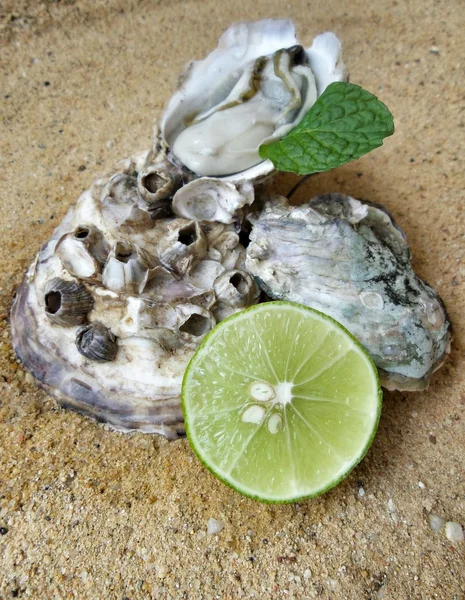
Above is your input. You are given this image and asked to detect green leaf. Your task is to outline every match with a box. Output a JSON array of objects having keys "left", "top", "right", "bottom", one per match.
[{"left": 258, "top": 82, "right": 394, "bottom": 175}]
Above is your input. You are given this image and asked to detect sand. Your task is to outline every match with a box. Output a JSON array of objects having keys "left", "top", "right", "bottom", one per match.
[{"left": 1, "top": 1, "right": 464, "bottom": 598}]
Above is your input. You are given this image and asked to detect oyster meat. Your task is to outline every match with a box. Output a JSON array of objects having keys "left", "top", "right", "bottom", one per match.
[
  {"left": 137, "top": 19, "right": 348, "bottom": 223},
  {"left": 245, "top": 194, "right": 451, "bottom": 391}
]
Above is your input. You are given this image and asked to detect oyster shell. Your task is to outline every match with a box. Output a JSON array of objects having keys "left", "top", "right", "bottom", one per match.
[
  {"left": 245, "top": 194, "right": 451, "bottom": 391},
  {"left": 172, "top": 178, "right": 254, "bottom": 224},
  {"left": 10, "top": 155, "right": 260, "bottom": 439},
  {"left": 161, "top": 19, "right": 348, "bottom": 183}
]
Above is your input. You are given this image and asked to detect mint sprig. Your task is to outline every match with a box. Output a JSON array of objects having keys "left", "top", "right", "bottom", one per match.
[{"left": 259, "top": 82, "right": 394, "bottom": 175}]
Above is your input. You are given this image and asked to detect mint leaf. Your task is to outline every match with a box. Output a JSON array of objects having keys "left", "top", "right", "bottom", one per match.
[{"left": 259, "top": 82, "right": 394, "bottom": 175}]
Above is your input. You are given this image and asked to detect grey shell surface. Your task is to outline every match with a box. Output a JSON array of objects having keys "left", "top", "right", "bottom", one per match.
[{"left": 245, "top": 194, "right": 451, "bottom": 391}]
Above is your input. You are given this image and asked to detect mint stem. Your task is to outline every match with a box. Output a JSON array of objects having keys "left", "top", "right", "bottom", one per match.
[{"left": 287, "top": 174, "right": 314, "bottom": 200}]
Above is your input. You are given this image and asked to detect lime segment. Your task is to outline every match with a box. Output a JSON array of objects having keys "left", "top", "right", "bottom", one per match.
[{"left": 182, "top": 301, "right": 382, "bottom": 503}]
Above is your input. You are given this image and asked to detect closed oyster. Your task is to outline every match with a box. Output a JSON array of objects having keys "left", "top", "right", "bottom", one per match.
[{"left": 245, "top": 194, "right": 451, "bottom": 391}]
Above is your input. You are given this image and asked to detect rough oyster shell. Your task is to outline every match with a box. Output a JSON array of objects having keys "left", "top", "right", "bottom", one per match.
[
  {"left": 245, "top": 194, "right": 451, "bottom": 391},
  {"left": 10, "top": 156, "right": 260, "bottom": 439}
]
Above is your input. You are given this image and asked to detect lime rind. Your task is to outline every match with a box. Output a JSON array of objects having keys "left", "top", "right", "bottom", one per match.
[{"left": 182, "top": 301, "right": 382, "bottom": 504}]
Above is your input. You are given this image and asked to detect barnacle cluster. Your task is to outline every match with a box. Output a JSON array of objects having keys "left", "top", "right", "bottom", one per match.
[{"left": 11, "top": 152, "right": 259, "bottom": 438}]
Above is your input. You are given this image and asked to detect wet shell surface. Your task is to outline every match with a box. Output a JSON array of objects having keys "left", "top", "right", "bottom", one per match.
[{"left": 245, "top": 194, "right": 452, "bottom": 391}]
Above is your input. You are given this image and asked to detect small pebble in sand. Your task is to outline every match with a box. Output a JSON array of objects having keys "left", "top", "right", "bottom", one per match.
[
  {"left": 418, "top": 481, "right": 425, "bottom": 489},
  {"left": 445, "top": 521, "right": 464, "bottom": 543},
  {"left": 358, "top": 486, "right": 365, "bottom": 498},
  {"left": 207, "top": 518, "right": 224, "bottom": 535},
  {"left": 303, "top": 569, "right": 312, "bottom": 580},
  {"left": 156, "top": 565, "right": 167, "bottom": 579},
  {"left": 428, "top": 514, "right": 444, "bottom": 532},
  {"left": 25, "top": 372, "right": 35, "bottom": 385},
  {"left": 429, "top": 46, "right": 440, "bottom": 54},
  {"left": 387, "top": 498, "right": 397, "bottom": 523}
]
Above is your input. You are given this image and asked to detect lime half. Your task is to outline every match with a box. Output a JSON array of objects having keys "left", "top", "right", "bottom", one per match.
[{"left": 182, "top": 301, "right": 382, "bottom": 503}]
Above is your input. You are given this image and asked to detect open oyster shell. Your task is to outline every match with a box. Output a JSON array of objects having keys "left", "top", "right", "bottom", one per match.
[
  {"left": 245, "top": 194, "right": 451, "bottom": 391},
  {"left": 10, "top": 155, "right": 260, "bottom": 439},
  {"left": 161, "top": 19, "right": 348, "bottom": 183},
  {"left": 122, "top": 20, "right": 348, "bottom": 224}
]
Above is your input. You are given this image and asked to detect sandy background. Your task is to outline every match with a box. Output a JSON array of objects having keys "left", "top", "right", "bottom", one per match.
[{"left": 1, "top": 0, "right": 464, "bottom": 598}]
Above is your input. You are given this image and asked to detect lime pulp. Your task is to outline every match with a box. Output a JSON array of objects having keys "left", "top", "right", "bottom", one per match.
[{"left": 182, "top": 301, "right": 382, "bottom": 503}]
